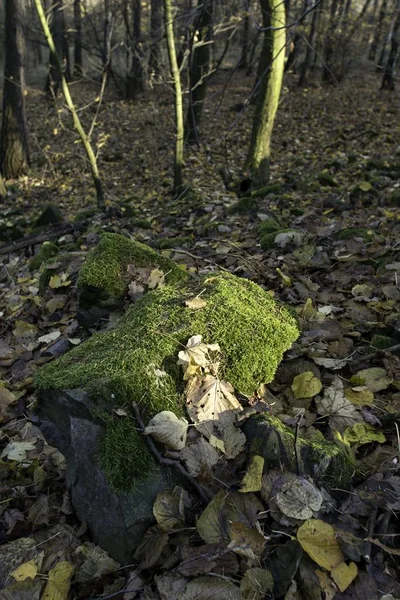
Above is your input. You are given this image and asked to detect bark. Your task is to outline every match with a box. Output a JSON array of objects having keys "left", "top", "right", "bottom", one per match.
[
  {"left": 149, "top": 0, "right": 163, "bottom": 80},
  {"left": 244, "top": 0, "right": 286, "bottom": 187},
  {"left": 74, "top": 0, "right": 83, "bottom": 76},
  {"left": 239, "top": 0, "right": 251, "bottom": 69},
  {"left": 126, "top": 0, "right": 145, "bottom": 99},
  {"left": 35, "top": 0, "right": 105, "bottom": 209},
  {"left": 0, "top": 0, "right": 30, "bottom": 179},
  {"left": 322, "top": 0, "right": 339, "bottom": 82},
  {"left": 370, "top": 0, "right": 387, "bottom": 61},
  {"left": 163, "top": 0, "right": 185, "bottom": 190},
  {"left": 298, "top": 1, "right": 320, "bottom": 85},
  {"left": 45, "top": 0, "right": 68, "bottom": 96},
  {"left": 185, "top": 0, "right": 214, "bottom": 145},
  {"left": 381, "top": 0, "right": 400, "bottom": 89}
]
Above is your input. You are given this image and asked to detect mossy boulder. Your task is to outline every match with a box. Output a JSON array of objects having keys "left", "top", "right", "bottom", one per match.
[
  {"left": 29, "top": 241, "right": 59, "bottom": 271},
  {"left": 35, "top": 247, "right": 300, "bottom": 562},
  {"left": 77, "top": 232, "right": 188, "bottom": 308},
  {"left": 243, "top": 414, "right": 353, "bottom": 487}
]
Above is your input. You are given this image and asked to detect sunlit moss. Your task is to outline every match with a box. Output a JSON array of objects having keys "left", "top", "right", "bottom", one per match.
[{"left": 77, "top": 232, "right": 188, "bottom": 305}]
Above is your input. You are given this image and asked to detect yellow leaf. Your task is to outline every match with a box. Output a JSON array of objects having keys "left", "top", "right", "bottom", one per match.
[
  {"left": 358, "top": 181, "right": 372, "bottom": 192},
  {"left": 240, "top": 455, "right": 264, "bottom": 493},
  {"left": 291, "top": 371, "right": 322, "bottom": 399},
  {"left": 184, "top": 297, "right": 207, "bottom": 309},
  {"left": 297, "top": 519, "right": 344, "bottom": 570},
  {"left": 331, "top": 561, "right": 358, "bottom": 592},
  {"left": 276, "top": 268, "right": 292, "bottom": 286},
  {"left": 11, "top": 560, "right": 38, "bottom": 581},
  {"left": 41, "top": 561, "right": 74, "bottom": 600}
]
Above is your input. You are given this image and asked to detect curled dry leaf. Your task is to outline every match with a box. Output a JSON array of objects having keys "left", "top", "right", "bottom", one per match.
[
  {"left": 178, "top": 335, "right": 220, "bottom": 372},
  {"left": 153, "top": 487, "right": 185, "bottom": 532},
  {"left": 180, "top": 438, "right": 219, "bottom": 479},
  {"left": 144, "top": 410, "right": 188, "bottom": 450},
  {"left": 276, "top": 477, "right": 323, "bottom": 520}
]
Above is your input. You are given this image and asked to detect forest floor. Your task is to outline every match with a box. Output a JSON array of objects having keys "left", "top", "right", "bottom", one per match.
[{"left": 1, "top": 68, "right": 400, "bottom": 600}]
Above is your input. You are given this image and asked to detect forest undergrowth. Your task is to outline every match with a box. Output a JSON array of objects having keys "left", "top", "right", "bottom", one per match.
[{"left": 1, "top": 69, "right": 400, "bottom": 599}]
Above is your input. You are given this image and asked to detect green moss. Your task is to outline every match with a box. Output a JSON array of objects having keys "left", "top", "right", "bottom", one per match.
[
  {"left": 36, "top": 272, "right": 299, "bottom": 404},
  {"left": 260, "top": 229, "right": 294, "bottom": 250},
  {"left": 259, "top": 219, "right": 281, "bottom": 236},
  {"left": 247, "top": 414, "right": 353, "bottom": 486},
  {"left": 317, "top": 170, "right": 338, "bottom": 187},
  {"left": 77, "top": 232, "right": 188, "bottom": 305},
  {"left": 74, "top": 208, "right": 99, "bottom": 222},
  {"left": 99, "top": 413, "right": 156, "bottom": 492},
  {"left": 227, "top": 197, "right": 259, "bottom": 214},
  {"left": 371, "top": 334, "right": 392, "bottom": 349},
  {"left": 132, "top": 219, "right": 153, "bottom": 229},
  {"left": 251, "top": 183, "right": 282, "bottom": 197},
  {"left": 29, "top": 242, "right": 59, "bottom": 271},
  {"left": 335, "top": 227, "right": 374, "bottom": 242}
]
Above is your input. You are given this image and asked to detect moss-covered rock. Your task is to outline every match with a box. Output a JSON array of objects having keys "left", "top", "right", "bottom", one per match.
[
  {"left": 77, "top": 232, "right": 188, "bottom": 307},
  {"left": 243, "top": 414, "right": 353, "bottom": 487},
  {"left": 29, "top": 241, "right": 59, "bottom": 271},
  {"left": 37, "top": 272, "right": 300, "bottom": 407},
  {"left": 227, "top": 196, "right": 259, "bottom": 214},
  {"left": 335, "top": 227, "right": 374, "bottom": 242}
]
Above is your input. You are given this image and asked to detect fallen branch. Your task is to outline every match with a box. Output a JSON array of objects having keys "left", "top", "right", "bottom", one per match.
[{"left": 132, "top": 401, "right": 212, "bottom": 503}]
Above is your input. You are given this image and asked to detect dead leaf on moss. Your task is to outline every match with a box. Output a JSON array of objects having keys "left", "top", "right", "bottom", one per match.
[
  {"left": 185, "top": 297, "right": 207, "bottom": 309},
  {"left": 147, "top": 268, "right": 165, "bottom": 289},
  {"left": 240, "top": 455, "right": 264, "bottom": 493},
  {"left": 144, "top": 411, "right": 188, "bottom": 450}
]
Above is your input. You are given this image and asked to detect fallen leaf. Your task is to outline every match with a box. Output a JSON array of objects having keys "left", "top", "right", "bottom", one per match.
[
  {"left": 240, "top": 568, "right": 274, "bottom": 600},
  {"left": 344, "top": 386, "right": 374, "bottom": 406},
  {"left": 276, "top": 477, "right": 323, "bottom": 520},
  {"left": 153, "top": 487, "right": 185, "bottom": 532},
  {"left": 178, "top": 336, "right": 220, "bottom": 371},
  {"left": 351, "top": 368, "right": 393, "bottom": 392},
  {"left": 144, "top": 411, "right": 188, "bottom": 450},
  {"left": 49, "top": 274, "right": 71, "bottom": 289},
  {"left": 185, "top": 297, "right": 207, "bottom": 309},
  {"left": 291, "top": 371, "right": 322, "bottom": 399},
  {"left": 10, "top": 560, "right": 38, "bottom": 582},
  {"left": 1, "top": 441, "right": 36, "bottom": 462},
  {"left": 343, "top": 423, "right": 385, "bottom": 447},
  {"left": 147, "top": 268, "right": 165, "bottom": 289},
  {"left": 331, "top": 561, "right": 358, "bottom": 592},
  {"left": 228, "top": 521, "right": 266, "bottom": 559},
  {"left": 41, "top": 561, "right": 74, "bottom": 600},
  {"left": 179, "top": 575, "right": 241, "bottom": 600},
  {"left": 297, "top": 518, "right": 344, "bottom": 570},
  {"left": 180, "top": 438, "right": 219, "bottom": 478},
  {"left": 73, "top": 543, "right": 119, "bottom": 583},
  {"left": 240, "top": 455, "right": 264, "bottom": 493},
  {"left": 316, "top": 376, "right": 362, "bottom": 431},
  {"left": 133, "top": 525, "right": 168, "bottom": 569},
  {"left": 38, "top": 331, "right": 61, "bottom": 345}
]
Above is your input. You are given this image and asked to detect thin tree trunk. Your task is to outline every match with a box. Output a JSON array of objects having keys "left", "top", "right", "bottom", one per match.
[
  {"left": 0, "top": 0, "right": 30, "bottom": 179},
  {"left": 149, "top": 0, "right": 163, "bottom": 80},
  {"left": 163, "top": 0, "right": 184, "bottom": 191},
  {"left": 381, "top": 0, "right": 400, "bottom": 88},
  {"left": 74, "top": 0, "right": 83, "bottom": 76},
  {"left": 35, "top": 0, "right": 105, "bottom": 209},
  {"left": 298, "top": 1, "right": 320, "bottom": 85},
  {"left": 244, "top": 0, "right": 286, "bottom": 187},
  {"left": 370, "top": 0, "right": 387, "bottom": 61},
  {"left": 239, "top": 0, "right": 251, "bottom": 69},
  {"left": 46, "top": 0, "right": 64, "bottom": 96},
  {"left": 126, "top": 0, "right": 145, "bottom": 99},
  {"left": 322, "top": 0, "right": 339, "bottom": 82},
  {"left": 185, "top": 0, "right": 214, "bottom": 145}
]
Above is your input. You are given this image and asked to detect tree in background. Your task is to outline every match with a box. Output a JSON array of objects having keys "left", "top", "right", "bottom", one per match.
[
  {"left": 46, "top": 0, "right": 70, "bottom": 96},
  {"left": 381, "top": 0, "right": 400, "bottom": 88},
  {"left": 164, "top": 0, "right": 185, "bottom": 191},
  {"left": 0, "top": 0, "right": 30, "bottom": 180},
  {"left": 244, "top": 0, "right": 286, "bottom": 187},
  {"left": 74, "top": 0, "right": 84, "bottom": 76},
  {"left": 149, "top": 0, "right": 163, "bottom": 80},
  {"left": 185, "top": 0, "right": 214, "bottom": 144}
]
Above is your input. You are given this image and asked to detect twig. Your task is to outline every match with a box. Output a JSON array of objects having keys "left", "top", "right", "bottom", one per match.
[
  {"left": 351, "top": 343, "right": 400, "bottom": 366},
  {"left": 364, "top": 506, "right": 378, "bottom": 562},
  {"left": 131, "top": 402, "right": 212, "bottom": 503},
  {"left": 364, "top": 536, "right": 400, "bottom": 556}
]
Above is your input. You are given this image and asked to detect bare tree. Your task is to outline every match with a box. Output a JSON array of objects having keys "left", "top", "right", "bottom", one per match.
[
  {"left": 74, "top": 0, "right": 84, "bottom": 76},
  {"left": 0, "top": 0, "right": 30, "bottom": 180},
  {"left": 381, "top": 0, "right": 400, "bottom": 89}
]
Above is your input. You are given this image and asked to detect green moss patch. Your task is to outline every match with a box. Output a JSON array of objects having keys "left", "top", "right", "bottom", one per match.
[
  {"left": 36, "top": 272, "right": 300, "bottom": 407},
  {"left": 29, "top": 241, "right": 59, "bottom": 271},
  {"left": 77, "top": 232, "right": 188, "bottom": 306}
]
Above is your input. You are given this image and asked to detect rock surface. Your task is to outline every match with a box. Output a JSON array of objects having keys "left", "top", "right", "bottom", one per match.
[
  {"left": 38, "top": 388, "right": 177, "bottom": 563},
  {"left": 35, "top": 235, "right": 300, "bottom": 563}
]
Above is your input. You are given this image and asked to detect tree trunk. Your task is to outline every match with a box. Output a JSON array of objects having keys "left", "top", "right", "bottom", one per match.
[
  {"left": 35, "top": 0, "right": 105, "bottom": 209},
  {"left": 163, "top": 0, "right": 184, "bottom": 190},
  {"left": 0, "top": 0, "right": 30, "bottom": 179},
  {"left": 185, "top": 0, "right": 214, "bottom": 145},
  {"left": 322, "top": 0, "right": 339, "bottom": 82},
  {"left": 45, "top": 0, "right": 68, "bottom": 96},
  {"left": 149, "top": 0, "right": 163, "bottom": 80},
  {"left": 244, "top": 0, "right": 286, "bottom": 187},
  {"left": 74, "top": 0, "right": 83, "bottom": 76},
  {"left": 126, "top": 0, "right": 145, "bottom": 99},
  {"left": 298, "top": 1, "right": 320, "bottom": 85},
  {"left": 239, "top": 0, "right": 251, "bottom": 69},
  {"left": 381, "top": 0, "right": 400, "bottom": 88}
]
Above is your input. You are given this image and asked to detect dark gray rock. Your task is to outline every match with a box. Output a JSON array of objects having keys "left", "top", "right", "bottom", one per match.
[
  {"left": 38, "top": 388, "right": 176, "bottom": 564},
  {"left": 35, "top": 204, "right": 64, "bottom": 227}
]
